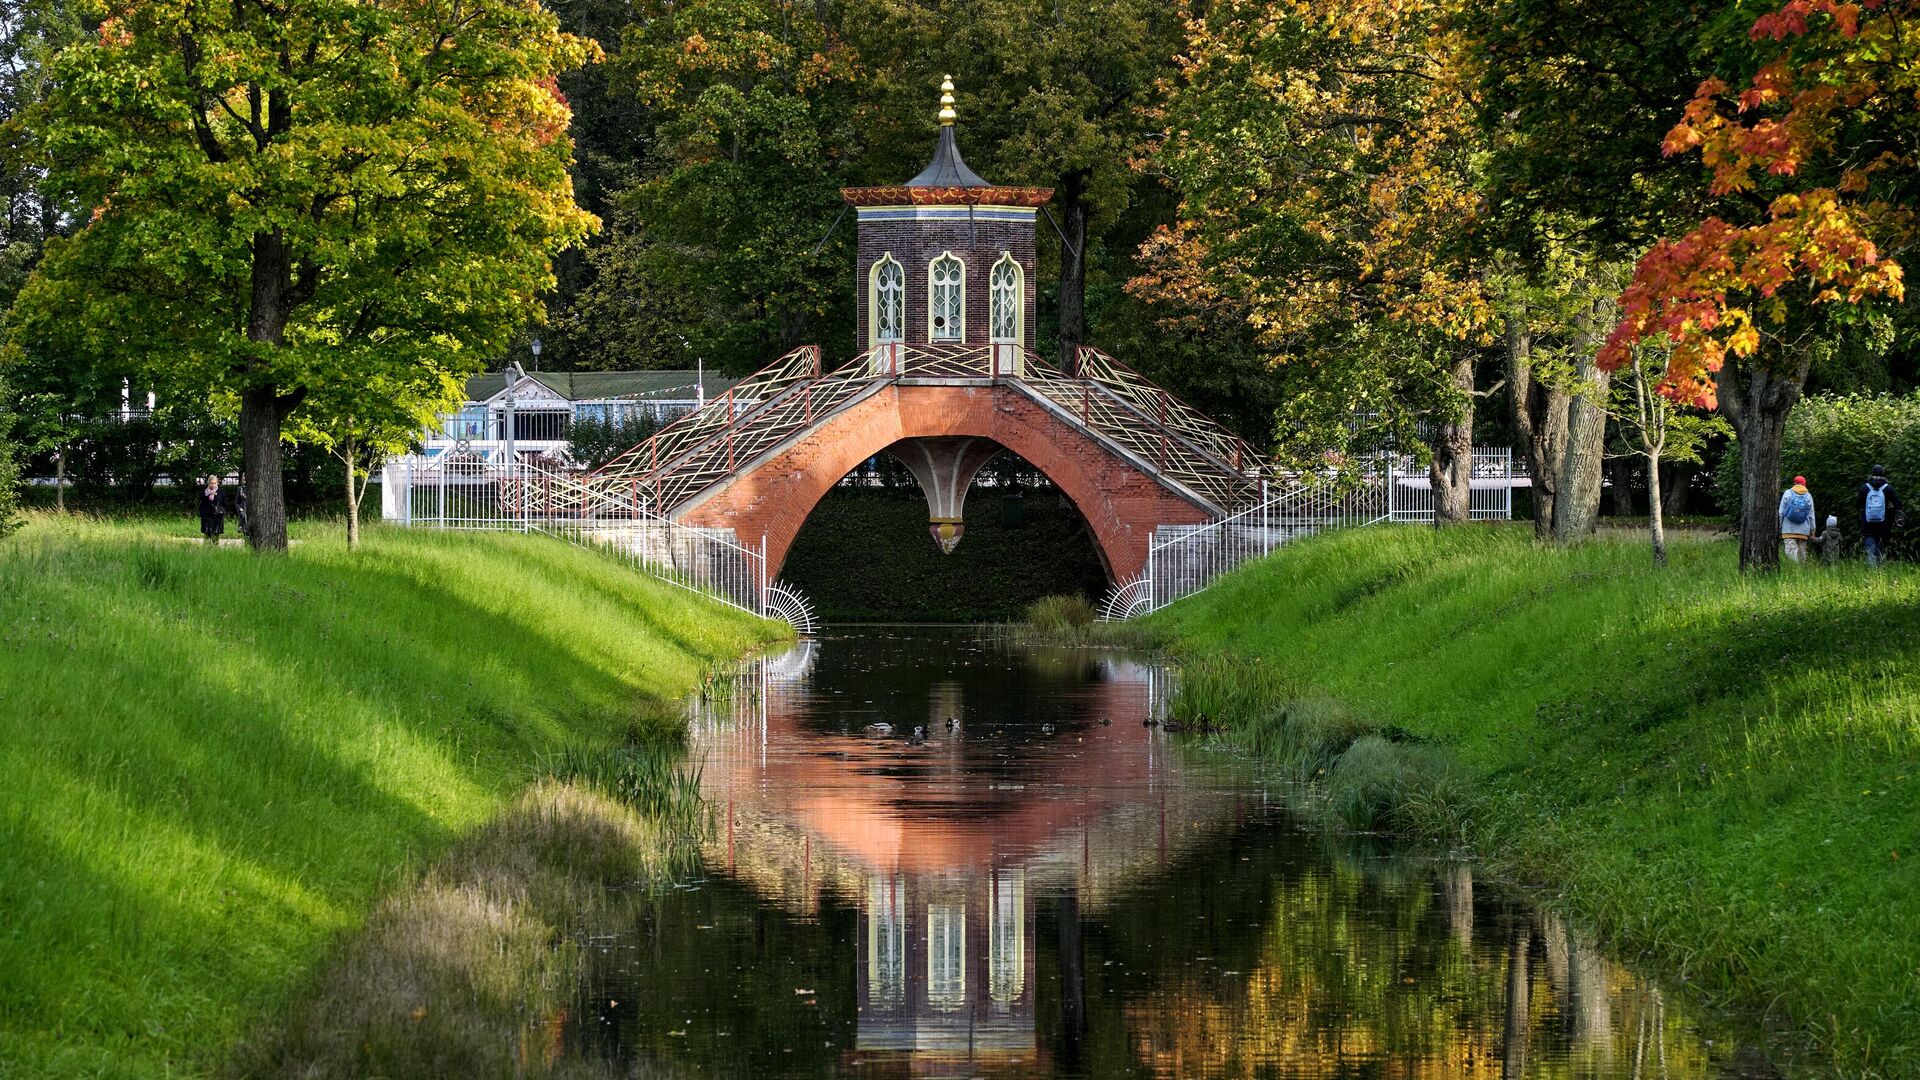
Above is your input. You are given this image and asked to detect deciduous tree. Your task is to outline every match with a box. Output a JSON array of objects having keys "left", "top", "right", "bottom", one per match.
[
  {"left": 11, "top": 0, "right": 598, "bottom": 550},
  {"left": 1131, "top": 0, "right": 1498, "bottom": 522},
  {"left": 582, "top": 0, "right": 861, "bottom": 372},
  {"left": 850, "top": 0, "right": 1178, "bottom": 366},
  {"left": 289, "top": 371, "right": 456, "bottom": 550},
  {"left": 1598, "top": 0, "right": 1917, "bottom": 569}
]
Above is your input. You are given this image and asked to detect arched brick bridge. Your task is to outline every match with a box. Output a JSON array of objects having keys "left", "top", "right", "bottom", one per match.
[{"left": 584, "top": 343, "right": 1265, "bottom": 586}]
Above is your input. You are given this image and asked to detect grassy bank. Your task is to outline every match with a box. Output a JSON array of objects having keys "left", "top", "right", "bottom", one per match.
[
  {"left": 0, "top": 514, "right": 784, "bottom": 1078},
  {"left": 1147, "top": 526, "right": 1919, "bottom": 1075}
]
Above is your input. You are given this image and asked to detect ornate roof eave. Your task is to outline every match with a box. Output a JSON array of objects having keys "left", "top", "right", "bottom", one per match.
[{"left": 841, "top": 185, "right": 1054, "bottom": 207}]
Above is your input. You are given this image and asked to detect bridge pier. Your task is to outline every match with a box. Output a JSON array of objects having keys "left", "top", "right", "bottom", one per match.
[{"left": 886, "top": 437, "right": 1005, "bottom": 553}]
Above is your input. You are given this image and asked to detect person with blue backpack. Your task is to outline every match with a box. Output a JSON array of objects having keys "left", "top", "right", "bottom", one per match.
[
  {"left": 1859, "top": 464, "right": 1903, "bottom": 567},
  {"left": 1778, "top": 476, "right": 1817, "bottom": 563}
]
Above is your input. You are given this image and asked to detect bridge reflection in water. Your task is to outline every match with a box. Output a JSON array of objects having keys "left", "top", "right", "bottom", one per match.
[{"left": 564, "top": 629, "right": 1772, "bottom": 1079}]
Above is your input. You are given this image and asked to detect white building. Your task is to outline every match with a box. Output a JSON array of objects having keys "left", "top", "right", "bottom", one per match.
[{"left": 418, "top": 364, "right": 740, "bottom": 466}]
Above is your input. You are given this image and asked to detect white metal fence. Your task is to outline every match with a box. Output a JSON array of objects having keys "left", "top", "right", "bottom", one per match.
[
  {"left": 381, "top": 455, "right": 816, "bottom": 633},
  {"left": 1101, "top": 451, "right": 1515, "bottom": 619},
  {"left": 1382, "top": 448, "right": 1515, "bottom": 523}
]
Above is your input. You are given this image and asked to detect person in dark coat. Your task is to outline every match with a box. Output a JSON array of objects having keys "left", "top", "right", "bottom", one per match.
[
  {"left": 227, "top": 471, "right": 250, "bottom": 539},
  {"left": 198, "top": 475, "right": 225, "bottom": 543},
  {"left": 1859, "top": 464, "right": 1904, "bottom": 568}
]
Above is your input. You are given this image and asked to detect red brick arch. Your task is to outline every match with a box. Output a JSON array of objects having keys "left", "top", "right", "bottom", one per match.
[{"left": 675, "top": 383, "right": 1213, "bottom": 584}]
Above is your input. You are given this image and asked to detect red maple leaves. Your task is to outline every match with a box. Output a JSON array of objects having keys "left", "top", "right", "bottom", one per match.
[{"left": 1600, "top": 0, "right": 1912, "bottom": 406}]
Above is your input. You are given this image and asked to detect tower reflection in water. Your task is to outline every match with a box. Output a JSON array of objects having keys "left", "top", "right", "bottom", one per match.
[
  {"left": 566, "top": 630, "right": 1764, "bottom": 1079},
  {"left": 693, "top": 633, "right": 1202, "bottom": 1073}
]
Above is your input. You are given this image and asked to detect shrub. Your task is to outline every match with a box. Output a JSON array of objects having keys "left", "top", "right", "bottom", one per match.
[
  {"left": 0, "top": 415, "right": 21, "bottom": 540},
  {"left": 1024, "top": 593, "right": 1095, "bottom": 633},
  {"left": 567, "top": 413, "right": 663, "bottom": 471}
]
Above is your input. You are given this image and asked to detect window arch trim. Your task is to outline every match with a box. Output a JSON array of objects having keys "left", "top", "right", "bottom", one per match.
[
  {"left": 988, "top": 252, "right": 1023, "bottom": 345},
  {"left": 927, "top": 251, "right": 966, "bottom": 343},
  {"left": 868, "top": 253, "right": 906, "bottom": 352}
]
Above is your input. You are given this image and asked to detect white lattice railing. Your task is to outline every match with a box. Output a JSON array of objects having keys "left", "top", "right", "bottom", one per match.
[
  {"left": 380, "top": 455, "right": 817, "bottom": 634},
  {"left": 1101, "top": 451, "right": 1515, "bottom": 619},
  {"left": 577, "top": 342, "right": 1265, "bottom": 519}
]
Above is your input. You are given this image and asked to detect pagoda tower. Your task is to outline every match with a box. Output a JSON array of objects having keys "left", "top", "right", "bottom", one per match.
[{"left": 838, "top": 78, "right": 1054, "bottom": 552}]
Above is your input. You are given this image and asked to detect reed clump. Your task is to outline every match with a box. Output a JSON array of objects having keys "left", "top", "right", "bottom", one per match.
[
  {"left": 232, "top": 782, "right": 693, "bottom": 1079},
  {"left": 1013, "top": 593, "right": 1161, "bottom": 648}
]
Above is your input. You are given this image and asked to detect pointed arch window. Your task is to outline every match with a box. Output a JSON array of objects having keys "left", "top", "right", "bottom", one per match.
[
  {"left": 928, "top": 253, "right": 965, "bottom": 342},
  {"left": 989, "top": 253, "right": 1022, "bottom": 344},
  {"left": 869, "top": 254, "right": 905, "bottom": 349}
]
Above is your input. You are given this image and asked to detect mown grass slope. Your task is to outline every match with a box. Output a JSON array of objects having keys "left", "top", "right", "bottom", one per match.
[
  {"left": 1148, "top": 526, "right": 1919, "bottom": 1075},
  {"left": 0, "top": 515, "right": 784, "bottom": 1078}
]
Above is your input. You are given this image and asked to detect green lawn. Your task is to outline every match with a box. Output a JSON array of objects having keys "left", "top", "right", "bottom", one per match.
[
  {"left": 0, "top": 514, "right": 785, "bottom": 1078},
  {"left": 1148, "top": 525, "right": 1920, "bottom": 1076}
]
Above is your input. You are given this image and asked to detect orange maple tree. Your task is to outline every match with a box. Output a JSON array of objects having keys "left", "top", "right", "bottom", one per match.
[{"left": 1598, "top": 0, "right": 1916, "bottom": 406}]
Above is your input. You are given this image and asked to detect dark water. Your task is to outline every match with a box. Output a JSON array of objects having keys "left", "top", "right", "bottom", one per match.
[{"left": 565, "top": 627, "right": 1773, "bottom": 1079}]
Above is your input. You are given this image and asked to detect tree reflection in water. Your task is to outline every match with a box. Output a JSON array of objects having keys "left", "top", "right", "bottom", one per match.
[{"left": 562, "top": 629, "right": 1772, "bottom": 1079}]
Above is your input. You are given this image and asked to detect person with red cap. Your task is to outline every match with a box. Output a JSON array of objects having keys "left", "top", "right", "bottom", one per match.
[{"left": 1778, "top": 474, "right": 1817, "bottom": 563}]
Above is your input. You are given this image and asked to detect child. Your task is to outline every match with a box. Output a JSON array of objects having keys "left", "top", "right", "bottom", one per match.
[{"left": 1814, "top": 514, "right": 1844, "bottom": 564}]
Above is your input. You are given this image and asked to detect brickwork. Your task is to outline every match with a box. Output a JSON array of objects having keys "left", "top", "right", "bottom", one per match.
[
  {"left": 854, "top": 213, "right": 1038, "bottom": 353},
  {"left": 677, "top": 384, "right": 1212, "bottom": 583}
]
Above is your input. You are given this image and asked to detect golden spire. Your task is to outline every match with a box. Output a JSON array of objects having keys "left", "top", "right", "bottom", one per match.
[{"left": 938, "top": 75, "right": 957, "bottom": 126}]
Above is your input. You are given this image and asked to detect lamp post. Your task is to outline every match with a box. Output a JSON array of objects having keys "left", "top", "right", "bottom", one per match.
[
  {"left": 678, "top": 334, "right": 703, "bottom": 409},
  {"left": 502, "top": 363, "right": 517, "bottom": 469},
  {"left": 530, "top": 337, "right": 542, "bottom": 371}
]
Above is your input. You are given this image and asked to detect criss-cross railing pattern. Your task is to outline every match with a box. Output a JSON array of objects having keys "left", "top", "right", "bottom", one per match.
[
  {"left": 584, "top": 345, "right": 899, "bottom": 514},
  {"left": 592, "top": 345, "right": 822, "bottom": 484},
  {"left": 1017, "top": 353, "right": 1263, "bottom": 513},
  {"left": 571, "top": 341, "right": 1267, "bottom": 519},
  {"left": 1072, "top": 347, "right": 1263, "bottom": 478}
]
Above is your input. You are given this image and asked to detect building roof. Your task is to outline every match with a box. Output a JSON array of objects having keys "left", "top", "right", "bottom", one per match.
[
  {"left": 462, "top": 369, "right": 740, "bottom": 404},
  {"left": 842, "top": 80, "right": 1050, "bottom": 208},
  {"left": 907, "top": 126, "right": 990, "bottom": 188}
]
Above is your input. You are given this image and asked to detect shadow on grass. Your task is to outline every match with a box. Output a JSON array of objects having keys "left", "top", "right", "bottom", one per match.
[{"left": 0, "top": 521, "right": 766, "bottom": 1076}]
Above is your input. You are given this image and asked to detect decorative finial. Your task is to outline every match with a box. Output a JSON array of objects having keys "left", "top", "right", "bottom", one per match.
[{"left": 938, "top": 75, "right": 956, "bottom": 126}]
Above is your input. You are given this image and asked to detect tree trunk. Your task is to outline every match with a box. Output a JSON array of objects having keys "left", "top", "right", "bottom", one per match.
[
  {"left": 1552, "top": 311, "right": 1611, "bottom": 542},
  {"left": 1055, "top": 169, "right": 1089, "bottom": 371},
  {"left": 343, "top": 435, "right": 361, "bottom": 551},
  {"left": 1430, "top": 352, "right": 1475, "bottom": 526},
  {"left": 240, "top": 387, "right": 292, "bottom": 552},
  {"left": 1647, "top": 448, "right": 1667, "bottom": 567},
  {"left": 53, "top": 447, "right": 65, "bottom": 513},
  {"left": 1502, "top": 922, "right": 1532, "bottom": 1079},
  {"left": 1506, "top": 315, "right": 1567, "bottom": 539},
  {"left": 242, "top": 228, "right": 307, "bottom": 553},
  {"left": 1662, "top": 462, "right": 1690, "bottom": 516},
  {"left": 1718, "top": 353, "right": 1812, "bottom": 572},
  {"left": 1605, "top": 457, "right": 1635, "bottom": 518}
]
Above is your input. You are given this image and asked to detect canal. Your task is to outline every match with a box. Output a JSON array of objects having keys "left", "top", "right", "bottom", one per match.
[{"left": 560, "top": 627, "right": 1772, "bottom": 1078}]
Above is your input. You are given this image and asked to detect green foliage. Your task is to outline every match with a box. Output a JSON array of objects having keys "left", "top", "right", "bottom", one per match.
[
  {"left": 0, "top": 409, "right": 21, "bottom": 539},
  {"left": 559, "top": 0, "right": 862, "bottom": 373},
  {"left": 566, "top": 413, "right": 662, "bottom": 470},
  {"left": 10, "top": 0, "right": 599, "bottom": 545},
  {"left": 0, "top": 516, "right": 782, "bottom": 1077},
  {"left": 781, "top": 488, "right": 1109, "bottom": 622},
  {"left": 539, "top": 742, "right": 709, "bottom": 839},
  {"left": 1323, "top": 735, "right": 1466, "bottom": 834},
  {"left": 1461, "top": 0, "right": 1714, "bottom": 257},
  {"left": 1150, "top": 524, "right": 1920, "bottom": 1072}
]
